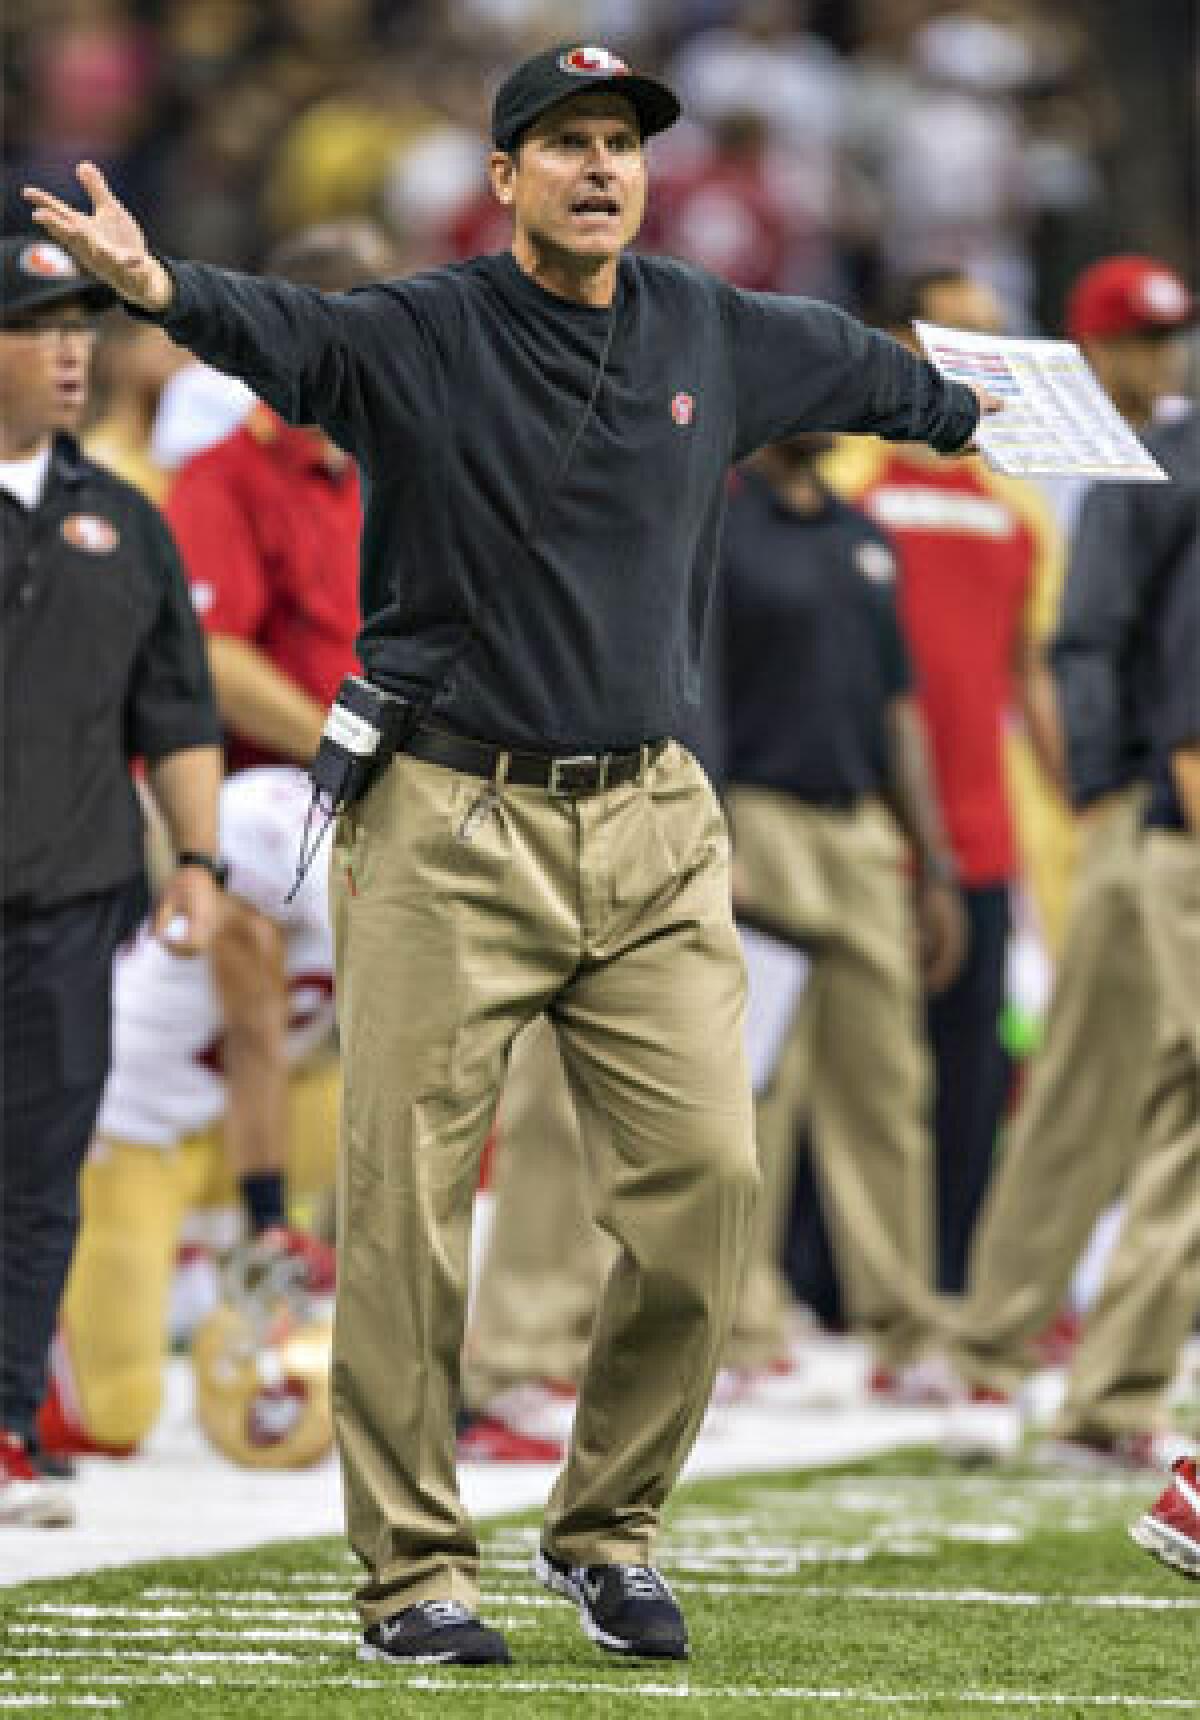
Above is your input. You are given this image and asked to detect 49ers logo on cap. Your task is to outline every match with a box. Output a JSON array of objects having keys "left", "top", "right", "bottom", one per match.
[
  {"left": 62, "top": 513, "right": 120, "bottom": 554},
  {"left": 19, "top": 241, "right": 80, "bottom": 281},
  {"left": 559, "top": 46, "right": 631, "bottom": 77},
  {"left": 670, "top": 391, "right": 695, "bottom": 427},
  {"left": 1137, "top": 271, "right": 1190, "bottom": 321}
]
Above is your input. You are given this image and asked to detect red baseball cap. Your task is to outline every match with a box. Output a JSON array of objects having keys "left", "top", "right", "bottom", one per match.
[{"left": 1066, "top": 255, "right": 1195, "bottom": 341}]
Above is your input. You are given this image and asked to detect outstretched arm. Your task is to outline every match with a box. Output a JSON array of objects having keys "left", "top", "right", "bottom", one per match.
[
  {"left": 724, "top": 285, "right": 1002, "bottom": 462},
  {"left": 24, "top": 163, "right": 424, "bottom": 456}
]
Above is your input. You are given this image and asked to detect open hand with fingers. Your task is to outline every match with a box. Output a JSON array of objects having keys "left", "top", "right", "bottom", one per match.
[{"left": 23, "top": 161, "right": 173, "bottom": 314}]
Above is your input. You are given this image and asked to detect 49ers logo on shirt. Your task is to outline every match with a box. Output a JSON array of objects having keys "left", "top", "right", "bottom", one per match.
[
  {"left": 671, "top": 391, "right": 696, "bottom": 427},
  {"left": 558, "top": 46, "right": 631, "bottom": 77},
  {"left": 61, "top": 512, "right": 120, "bottom": 554}
]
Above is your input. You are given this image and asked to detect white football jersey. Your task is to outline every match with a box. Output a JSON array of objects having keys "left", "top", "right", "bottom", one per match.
[{"left": 97, "top": 769, "right": 335, "bottom": 1148}]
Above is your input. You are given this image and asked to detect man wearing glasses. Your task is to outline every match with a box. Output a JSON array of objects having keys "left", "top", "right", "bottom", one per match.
[{"left": 0, "top": 234, "right": 222, "bottom": 1528}]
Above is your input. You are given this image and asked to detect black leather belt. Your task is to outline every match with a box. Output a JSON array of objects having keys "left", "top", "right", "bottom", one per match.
[{"left": 404, "top": 726, "right": 666, "bottom": 796}]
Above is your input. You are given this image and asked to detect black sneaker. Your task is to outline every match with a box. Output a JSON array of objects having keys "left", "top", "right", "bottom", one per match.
[
  {"left": 535, "top": 1548, "right": 689, "bottom": 1659},
  {"left": 359, "top": 1600, "right": 511, "bottom": 1666}
]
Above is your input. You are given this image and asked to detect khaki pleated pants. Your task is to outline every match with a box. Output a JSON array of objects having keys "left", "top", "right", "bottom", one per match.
[
  {"left": 951, "top": 790, "right": 1159, "bottom": 1393},
  {"left": 330, "top": 742, "right": 758, "bottom": 1623},
  {"left": 1052, "top": 830, "right": 1200, "bottom": 1439},
  {"left": 725, "top": 788, "right": 938, "bottom": 1368},
  {"left": 463, "top": 1016, "right": 612, "bottom": 1407}
]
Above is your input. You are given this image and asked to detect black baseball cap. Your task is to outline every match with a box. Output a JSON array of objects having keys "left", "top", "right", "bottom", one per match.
[
  {"left": 0, "top": 235, "right": 116, "bottom": 325},
  {"left": 492, "top": 44, "right": 681, "bottom": 154}
]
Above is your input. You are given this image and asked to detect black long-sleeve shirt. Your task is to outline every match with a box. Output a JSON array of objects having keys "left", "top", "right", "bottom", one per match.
[
  {"left": 2, "top": 435, "right": 220, "bottom": 909},
  {"left": 150, "top": 249, "right": 978, "bottom": 751},
  {"left": 1052, "top": 410, "right": 1199, "bottom": 817}
]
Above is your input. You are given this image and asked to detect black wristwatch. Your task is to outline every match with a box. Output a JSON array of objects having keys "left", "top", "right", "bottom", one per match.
[{"left": 177, "top": 849, "right": 230, "bottom": 889}]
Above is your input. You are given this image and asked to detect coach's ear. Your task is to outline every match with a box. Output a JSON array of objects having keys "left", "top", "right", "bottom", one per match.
[{"left": 488, "top": 149, "right": 517, "bottom": 206}]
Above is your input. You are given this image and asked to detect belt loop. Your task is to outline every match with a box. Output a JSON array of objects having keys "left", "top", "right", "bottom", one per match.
[{"left": 492, "top": 750, "right": 510, "bottom": 790}]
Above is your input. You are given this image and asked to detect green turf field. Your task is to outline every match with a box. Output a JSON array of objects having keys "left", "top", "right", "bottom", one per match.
[{"left": 2, "top": 1453, "right": 1195, "bottom": 1719}]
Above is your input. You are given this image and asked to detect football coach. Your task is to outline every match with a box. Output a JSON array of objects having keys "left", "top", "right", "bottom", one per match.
[
  {"left": 25, "top": 42, "right": 996, "bottom": 1660},
  {"left": 0, "top": 234, "right": 222, "bottom": 1525}
]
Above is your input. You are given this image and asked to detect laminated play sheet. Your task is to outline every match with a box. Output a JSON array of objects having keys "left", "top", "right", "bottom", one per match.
[{"left": 915, "top": 321, "right": 1168, "bottom": 481}]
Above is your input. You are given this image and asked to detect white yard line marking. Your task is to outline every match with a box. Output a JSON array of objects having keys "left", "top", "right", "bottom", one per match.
[
  {"left": 1, "top": 1651, "right": 322, "bottom": 1666},
  {"left": 92, "top": 1583, "right": 1200, "bottom": 1613},
  {"left": 397, "top": 1679, "right": 1200, "bottom": 1708},
  {"left": 0, "top": 1701, "right": 122, "bottom": 1711},
  {"left": 4, "top": 1672, "right": 1192, "bottom": 1711},
  {"left": 141, "top": 1588, "right": 353, "bottom": 1604},
  {"left": 664, "top": 1582, "right": 1200, "bottom": 1609},
  {"left": 8, "top": 1625, "right": 356, "bottom": 1643},
  {"left": 8, "top": 1620, "right": 534, "bottom": 1641}
]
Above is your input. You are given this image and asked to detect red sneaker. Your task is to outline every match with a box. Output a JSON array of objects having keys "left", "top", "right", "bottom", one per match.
[
  {"left": 1130, "top": 1457, "right": 1200, "bottom": 1580},
  {"left": 35, "top": 1371, "right": 136, "bottom": 1461},
  {"left": 0, "top": 1430, "right": 74, "bottom": 1528},
  {"left": 456, "top": 1412, "right": 563, "bottom": 1464},
  {"left": 1039, "top": 1430, "right": 1192, "bottom": 1473}
]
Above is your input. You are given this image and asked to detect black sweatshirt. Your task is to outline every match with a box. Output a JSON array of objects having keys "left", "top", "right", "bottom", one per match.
[{"left": 153, "top": 249, "right": 978, "bottom": 751}]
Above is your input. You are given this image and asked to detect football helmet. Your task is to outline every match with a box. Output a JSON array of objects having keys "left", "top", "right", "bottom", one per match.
[{"left": 192, "top": 1231, "right": 334, "bottom": 1468}]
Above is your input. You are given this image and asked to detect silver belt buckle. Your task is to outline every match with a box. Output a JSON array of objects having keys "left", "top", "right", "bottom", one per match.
[{"left": 547, "top": 752, "right": 608, "bottom": 796}]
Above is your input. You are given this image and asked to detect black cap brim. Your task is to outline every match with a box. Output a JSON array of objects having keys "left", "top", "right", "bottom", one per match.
[{"left": 0, "top": 276, "right": 117, "bottom": 325}]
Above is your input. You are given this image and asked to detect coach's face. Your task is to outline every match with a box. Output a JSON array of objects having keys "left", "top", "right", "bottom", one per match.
[{"left": 490, "top": 91, "right": 647, "bottom": 280}]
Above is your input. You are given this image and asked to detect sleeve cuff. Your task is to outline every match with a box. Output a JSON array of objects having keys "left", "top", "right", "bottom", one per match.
[{"left": 124, "top": 256, "right": 186, "bottom": 327}]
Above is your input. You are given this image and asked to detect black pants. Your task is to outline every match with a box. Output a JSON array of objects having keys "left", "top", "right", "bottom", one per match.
[
  {"left": 1, "top": 883, "right": 142, "bottom": 1441},
  {"left": 927, "top": 882, "right": 1012, "bottom": 1295}
]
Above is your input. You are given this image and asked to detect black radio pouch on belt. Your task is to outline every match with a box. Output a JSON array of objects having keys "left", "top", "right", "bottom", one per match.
[
  {"left": 287, "top": 674, "right": 417, "bottom": 899},
  {"left": 311, "top": 673, "right": 416, "bottom": 814}
]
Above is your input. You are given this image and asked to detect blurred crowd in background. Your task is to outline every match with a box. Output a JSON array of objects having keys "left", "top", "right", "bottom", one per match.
[{"left": 3, "top": 0, "right": 1195, "bottom": 334}]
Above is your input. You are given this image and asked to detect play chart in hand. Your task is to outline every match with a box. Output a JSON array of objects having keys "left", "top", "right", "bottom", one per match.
[{"left": 916, "top": 321, "right": 1169, "bottom": 481}]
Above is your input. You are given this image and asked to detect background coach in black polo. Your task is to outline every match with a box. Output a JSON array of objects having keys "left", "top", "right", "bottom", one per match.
[
  {"left": 0, "top": 235, "right": 222, "bottom": 1528},
  {"left": 718, "top": 434, "right": 964, "bottom": 1381},
  {"left": 25, "top": 44, "right": 996, "bottom": 1661}
]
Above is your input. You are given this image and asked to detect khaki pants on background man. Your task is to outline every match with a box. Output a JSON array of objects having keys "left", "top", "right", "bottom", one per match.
[
  {"left": 726, "top": 789, "right": 937, "bottom": 1369},
  {"left": 951, "top": 790, "right": 1159, "bottom": 1394},
  {"left": 330, "top": 743, "right": 758, "bottom": 1623},
  {"left": 462, "top": 1016, "right": 612, "bottom": 1409},
  {"left": 1052, "top": 830, "right": 1200, "bottom": 1440}
]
